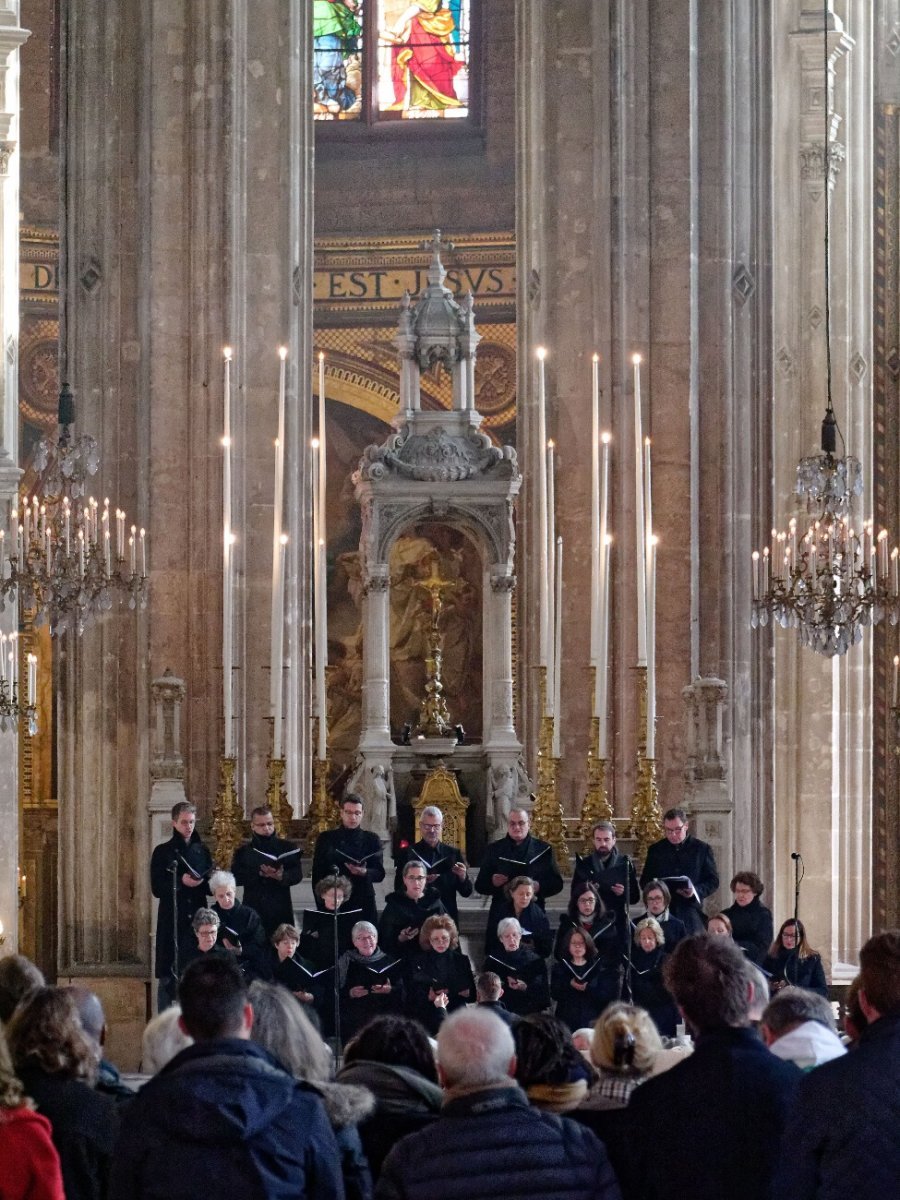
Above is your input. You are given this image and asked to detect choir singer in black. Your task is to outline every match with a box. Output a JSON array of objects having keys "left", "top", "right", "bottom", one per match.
[
  {"left": 231, "top": 806, "right": 303, "bottom": 937},
  {"left": 640, "top": 807, "right": 719, "bottom": 935},
  {"left": 392, "top": 804, "right": 472, "bottom": 922},
  {"left": 475, "top": 807, "right": 563, "bottom": 927},
  {"left": 312, "top": 794, "right": 385, "bottom": 925}
]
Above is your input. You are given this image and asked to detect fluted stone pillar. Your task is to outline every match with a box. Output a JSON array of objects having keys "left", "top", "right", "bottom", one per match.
[
  {"left": 0, "top": 3, "right": 28, "bottom": 952},
  {"left": 359, "top": 570, "right": 392, "bottom": 751},
  {"left": 484, "top": 568, "right": 517, "bottom": 749}
]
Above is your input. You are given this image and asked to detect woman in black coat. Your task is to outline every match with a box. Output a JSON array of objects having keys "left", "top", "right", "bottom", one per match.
[
  {"left": 485, "top": 876, "right": 553, "bottom": 960},
  {"left": 763, "top": 919, "right": 828, "bottom": 996},
  {"left": 483, "top": 918, "right": 550, "bottom": 1018},
  {"left": 6, "top": 988, "right": 118, "bottom": 1200},
  {"left": 553, "top": 883, "right": 620, "bottom": 968},
  {"left": 377, "top": 862, "right": 446, "bottom": 961},
  {"left": 339, "top": 922, "right": 405, "bottom": 1042},
  {"left": 638, "top": 880, "right": 688, "bottom": 951},
  {"left": 720, "top": 872, "right": 774, "bottom": 965},
  {"left": 551, "top": 927, "right": 618, "bottom": 1033},
  {"left": 627, "top": 918, "right": 679, "bottom": 1037},
  {"left": 210, "top": 870, "right": 270, "bottom": 980},
  {"left": 405, "top": 915, "right": 475, "bottom": 1036}
]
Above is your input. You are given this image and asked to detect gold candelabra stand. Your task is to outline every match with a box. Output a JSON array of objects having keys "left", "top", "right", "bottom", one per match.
[
  {"left": 415, "top": 560, "right": 455, "bottom": 737},
  {"left": 531, "top": 667, "right": 571, "bottom": 876},
  {"left": 303, "top": 718, "right": 339, "bottom": 852},
  {"left": 266, "top": 756, "right": 294, "bottom": 837},
  {"left": 578, "top": 701, "right": 614, "bottom": 854},
  {"left": 212, "top": 756, "right": 244, "bottom": 870},
  {"left": 629, "top": 665, "right": 662, "bottom": 861}
]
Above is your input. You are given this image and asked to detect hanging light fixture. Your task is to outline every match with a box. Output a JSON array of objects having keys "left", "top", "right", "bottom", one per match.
[
  {"left": 0, "top": 384, "right": 148, "bottom": 636},
  {"left": 751, "top": 6, "right": 897, "bottom": 657}
]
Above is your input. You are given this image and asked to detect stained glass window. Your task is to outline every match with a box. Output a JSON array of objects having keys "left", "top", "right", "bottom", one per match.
[
  {"left": 376, "top": 1, "right": 470, "bottom": 119},
  {"left": 313, "top": 0, "right": 364, "bottom": 121}
]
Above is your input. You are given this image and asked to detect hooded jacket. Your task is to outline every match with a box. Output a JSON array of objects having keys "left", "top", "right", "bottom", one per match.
[
  {"left": 109, "top": 1038, "right": 343, "bottom": 1200},
  {"left": 0, "top": 1104, "right": 66, "bottom": 1200},
  {"left": 767, "top": 1019, "right": 846, "bottom": 1071}
]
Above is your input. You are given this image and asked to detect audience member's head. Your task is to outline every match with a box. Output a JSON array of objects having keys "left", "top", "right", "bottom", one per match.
[
  {"left": 141, "top": 1005, "right": 193, "bottom": 1073},
  {"left": 0, "top": 954, "right": 44, "bottom": 1024},
  {"left": 177, "top": 955, "right": 250, "bottom": 1042},
  {"left": 590, "top": 1002, "right": 663, "bottom": 1076},
  {"left": 513, "top": 1013, "right": 592, "bottom": 1111},
  {"left": 746, "top": 962, "right": 770, "bottom": 1024},
  {"left": 843, "top": 974, "right": 868, "bottom": 1043},
  {"left": 0, "top": 1026, "right": 27, "bottom": 1110},
  {"left": 474, "top": 971, "right": 503, "bottom": 1003},
  {"left": 6, "top": 986, "right": 99, "bottom": 1082},
  {"left": 858, "top": 929, "right": 900, "bottom": 1020},
  {"left": 248, "top": 981, "right": 332, "bottom": 1082},
  {"left": 343, "top": 1014, "right": 438, "bottom": 1085},
  {"left": 436, "top": 1007, "right": 515, "bottom": 1091},
  {"left": 61, "top": 986, "right": 106, "bottom": 1050},
  {"left": 663, "top": 934, "right": 751, "bottom": 1035},
  {"left": 761, "top": 985, "right": 837, "bottom": 1045}
]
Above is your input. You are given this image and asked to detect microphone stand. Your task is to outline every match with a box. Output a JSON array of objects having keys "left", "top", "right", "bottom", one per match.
[
  {"left": 168, "top": 859, "right": 180, "bottom": 1005},
  {"left": 620, "top": 855, "right": 637, "bottom": 1002},
  {"left": 788, "top": 852, "right": 803, "bottom": 986},
  {"left": 330, "top": 884, "right": 343, "bottom": 1067}
]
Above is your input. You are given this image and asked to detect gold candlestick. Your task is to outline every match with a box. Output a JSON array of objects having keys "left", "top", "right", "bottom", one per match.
[
  {"left": 212, "top": 756, "right": 244, "bottom": 870},
  {"left": 266, "top": 756, "right": 293, "bottom": 837},
  {"left": 303, "top": 719, "right": 339, "bottom": 852},
  {"left": 579, "top": 742, "right": 614, "bottom": 857},
  {"left": 531, "top": 666, "right": 572, "bottom": 877},
  {"left": 629, "top": 665, "right": 662, "bottom": 861}
]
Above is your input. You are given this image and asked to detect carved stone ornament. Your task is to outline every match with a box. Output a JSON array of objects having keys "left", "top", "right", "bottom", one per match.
[
  {"left": 0, "top": 141, "right": 13, "bottom": 177},
  {"left": 363, "top": 572, "right": 390, "bottom": 595},
  {"left": 490, "top": 572, "right": 517, "bottom": 593},
  {"left": 356, "top": 422, "right": 518, "bottom": 484},
  {"left": 799, "top": 140, "right": 846, "bottom": 187}
]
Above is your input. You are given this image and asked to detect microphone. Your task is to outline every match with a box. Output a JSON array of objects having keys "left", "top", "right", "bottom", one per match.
[{"left": 790, "top": 852, "right": 802, "bottom": 861}]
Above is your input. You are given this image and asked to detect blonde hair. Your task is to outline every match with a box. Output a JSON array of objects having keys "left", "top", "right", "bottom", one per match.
[
  {"left": 634, "top": 916, "right": 665, "bottom": 948},
  {"left": 590, "top": 1002, "right": 663, "bottom": 1076}
]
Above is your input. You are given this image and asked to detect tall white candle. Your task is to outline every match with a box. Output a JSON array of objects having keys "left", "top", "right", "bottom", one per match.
[
  {"left": 318, "top": 352, "right": 327, "bottom": 559},
  {"left": 633, "top": 356, "right": 647, "bottom": 665},
  {"left": 546, "top": 438, "right": 556, "bottom": 716},
  {"left": 270, "top": 347, "right": 288, "bottom": 754},
  {"left": 596, "top": 433, "right": 611, "bottom": 741},
  {"left": 894, "top": 654, "right": 899, "bottom": 708},
  {"left": 646, "top": 534, "right": 658, "bottom": 759},
  {"left": 598, "top": 534, "right": 612, "bottom": 758},
  {"left": 536, "top": 348, "right": 549, "bottom": 677},
  {"left": 223, "top": 347, "right": 234, "bottom": 759},
  {"left": 590, "top": 355, "right": 601, "bottom": 668},
  {"left": 316, "top": 539, "right": 328, "bottom": 760},
  {"left": 0, "top": 633, "right": 6, "bottom": 685},
  {"left": 27, "top": 653, "right": 37, "bottom": 708},
  {"left": 552, "top": 535, "right": 563, "bottom": 758}
]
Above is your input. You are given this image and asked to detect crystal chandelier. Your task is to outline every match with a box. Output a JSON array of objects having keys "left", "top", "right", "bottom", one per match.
[
  {"left": 0, "top": 633, "right": 38, "bottom": 734},
  {"left": 0, "top": 385, "right": 148, "bottom": 635},
  {"left": 751, "top": 10, "right": 897, "bottom": 658}
]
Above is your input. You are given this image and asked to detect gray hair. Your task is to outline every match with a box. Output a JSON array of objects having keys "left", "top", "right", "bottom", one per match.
[
  {"left": 496, "top": 917, "right": 522, "bottom": 938},
  {"left": 209, "top": 871, "right": 236, "bottom": 892},
  {"left": 142, "top": 1006, "right": 193, "bottom": 1073},
  {"left": 248, "top": 981, "right": 332, "bottom": 1082},
  {"left": 437, "top": 1007, "right": 515, "bottom": 1088},
  {"left": 352, "top": 921, "right": 378, "bottom": 939},
  {"left": 746, "top": 962, "right": 771, "bottom": 1022},
  {"left": 421, "top": 806, "right": 443, "bottom": 823},
  {"left": 192, "top": 908, "right": 220, "bottom": 932},
  {"left": 402, "top": 860, "right": 428, "bottom": 880},
  {"left": 762, "top": 986, "right": 837, "bottom": 1036}
]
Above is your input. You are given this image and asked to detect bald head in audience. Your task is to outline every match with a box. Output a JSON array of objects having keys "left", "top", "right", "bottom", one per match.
[
  {"left": 436, "top": 1007, "right": 516, "bottom": 1090},
  {"left": 0, "top": 954, "right": 44, "bottom": 1024}
]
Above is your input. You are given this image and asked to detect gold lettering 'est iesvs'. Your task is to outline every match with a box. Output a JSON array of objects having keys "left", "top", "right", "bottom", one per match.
[{"left": 315, "top": 264, "right": 515, "bottom": 305}]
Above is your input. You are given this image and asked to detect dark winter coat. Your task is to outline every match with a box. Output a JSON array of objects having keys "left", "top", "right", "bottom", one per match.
[
  {"left": 554, "top": 912, "right": 620, "bottom": 966},
  {"left": 16, "top": 1062, "right": 118, "bottom": 1200},
  {"left": 375, "top": 1084, "right": 622, "bottom": 1200},
  {"left": 339, "top": 949, "right": 405, "bottom": 1042},
  {"left": 572, "top": 847, "right": 640, "bottom": 913},
  {"left": 312, "top": 826, "right": 385, "bottom": 925},
  {"left": 313, "top": 1079, "right": 376, "bottom": 1200},
  {"left": 405, "top": 947, "right": 475, "bottom": 1034},
  {"left": 762, "top": 947, "right": 828, "bottom": 996},
  {"left": 626, "top": 945, "right": 678, "bottom": 1037},
  {"left": 377, "top": 890, "right": 446, "bottom": 960},
  {"left": 475, "top": 834, "right": 564, "bottom": 918},
  {"left": 551, "top": 957, "right": 619, "bottom": 1033},
  {"left": 150, "top": 830, "right": 212, "bottom": 979},
  {"left": 640, "top": 835, "right": 719, "bottom": 933},
  {"left": 109, "top": 1038, "right": 343, "bottom": 1200},
  {"left": 212, "top": 898, "right": 270, "bottom": 980},
  {"left": 231, "top": 834, "right": 302, "bottom": 937},
  {"left": 336, "top": 1060, "right": 442, "bottom": 1182},
  {"left": 483, "top": 948, "right": 550, "bottom": 1017},
  {"left": 393, "top": 840, "right": 473, "bottom": 922},
  {"left": 774, "top": 1014, "right": 900, "bottom": 1200},
  {"left": 627, "top": 1026, "right": 800, "bottom": 1200},
  {"left": 721, "top": 896, "right": 774, "bottom": 965}
]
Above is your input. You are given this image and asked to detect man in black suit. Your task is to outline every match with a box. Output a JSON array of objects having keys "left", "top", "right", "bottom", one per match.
[
  {"left": 573, "top": 821, "right": 640, "bottom": 907},
  {"left": 231, "top": 806, "right": 302, "bottom": 937},
  {"left": 312, "top": 794, "right": 385, "bottom": 925},
  {"left": 150, "top": 800, "right": 213, "bottom": 1011},
  {"left": 627, "top": 935, "right": 800, "bottom": 1200},
  {"left": 475, "top": 807, "right": 563, "bottom": 923},
  {"left": 393, "top": 804, "right": 472, "bottom": 922},
  {"left": 640, "top": 807, "right": 719, "bottom": 934}
]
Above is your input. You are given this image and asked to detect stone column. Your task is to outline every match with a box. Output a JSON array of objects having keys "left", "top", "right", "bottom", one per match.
[
  {"left": 770, "top": 2, "right": 873, "bottom": 973},
  {"left": 359, "top": 568, "right": 392, "bottom": 751},
  {"left": 683, "top": 677, "right": 731, "bottom": 912},
  {"left": 0, "top": 3, "right": 27, "bottom": 952},
  {"left": 484, "top": 567, "right": 517, "bottom": 749}
]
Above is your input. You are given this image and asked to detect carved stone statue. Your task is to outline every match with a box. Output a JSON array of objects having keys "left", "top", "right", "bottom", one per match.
[
  {"left": 488, "top": 759, "right": 531, "bottom": 830},
  {"left": 347, "top": 758, "right": 397, "bottom": 840}
]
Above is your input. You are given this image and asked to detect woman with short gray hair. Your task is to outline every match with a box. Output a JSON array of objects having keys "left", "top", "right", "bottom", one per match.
[{"left": 338, "top": 922, "right": 404, "bottom": 1043}]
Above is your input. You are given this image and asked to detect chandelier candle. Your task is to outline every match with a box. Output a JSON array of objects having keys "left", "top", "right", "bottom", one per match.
[
  {"left": 547, "top": 438, "right": 556, "bottom": 718},
  {"left": 646, "top": 534, "right": 658, "bottom": 760},
  {"left": 270, "top": 347, "right": 288, "bottom": 759},
  {"left": 552, "top": 535, "right": 563, "bottom": 758},
  {"left": 590, "top": 356, "right": 600, "bottom": 669},
  {"left": 316, "top": 352, "right": 328, "bottom": 761},
  {"left": 632, "top": 356, "right": 647, "bottom": 666},
  {"left": 536, "top": 348, "right": 549, "bottom": 683},
  {"left": 596, "top": 430, "right": 611, "bottom": 757},
  {"left": 222, "top": 347, "right": 234, "bottom": 759}
]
